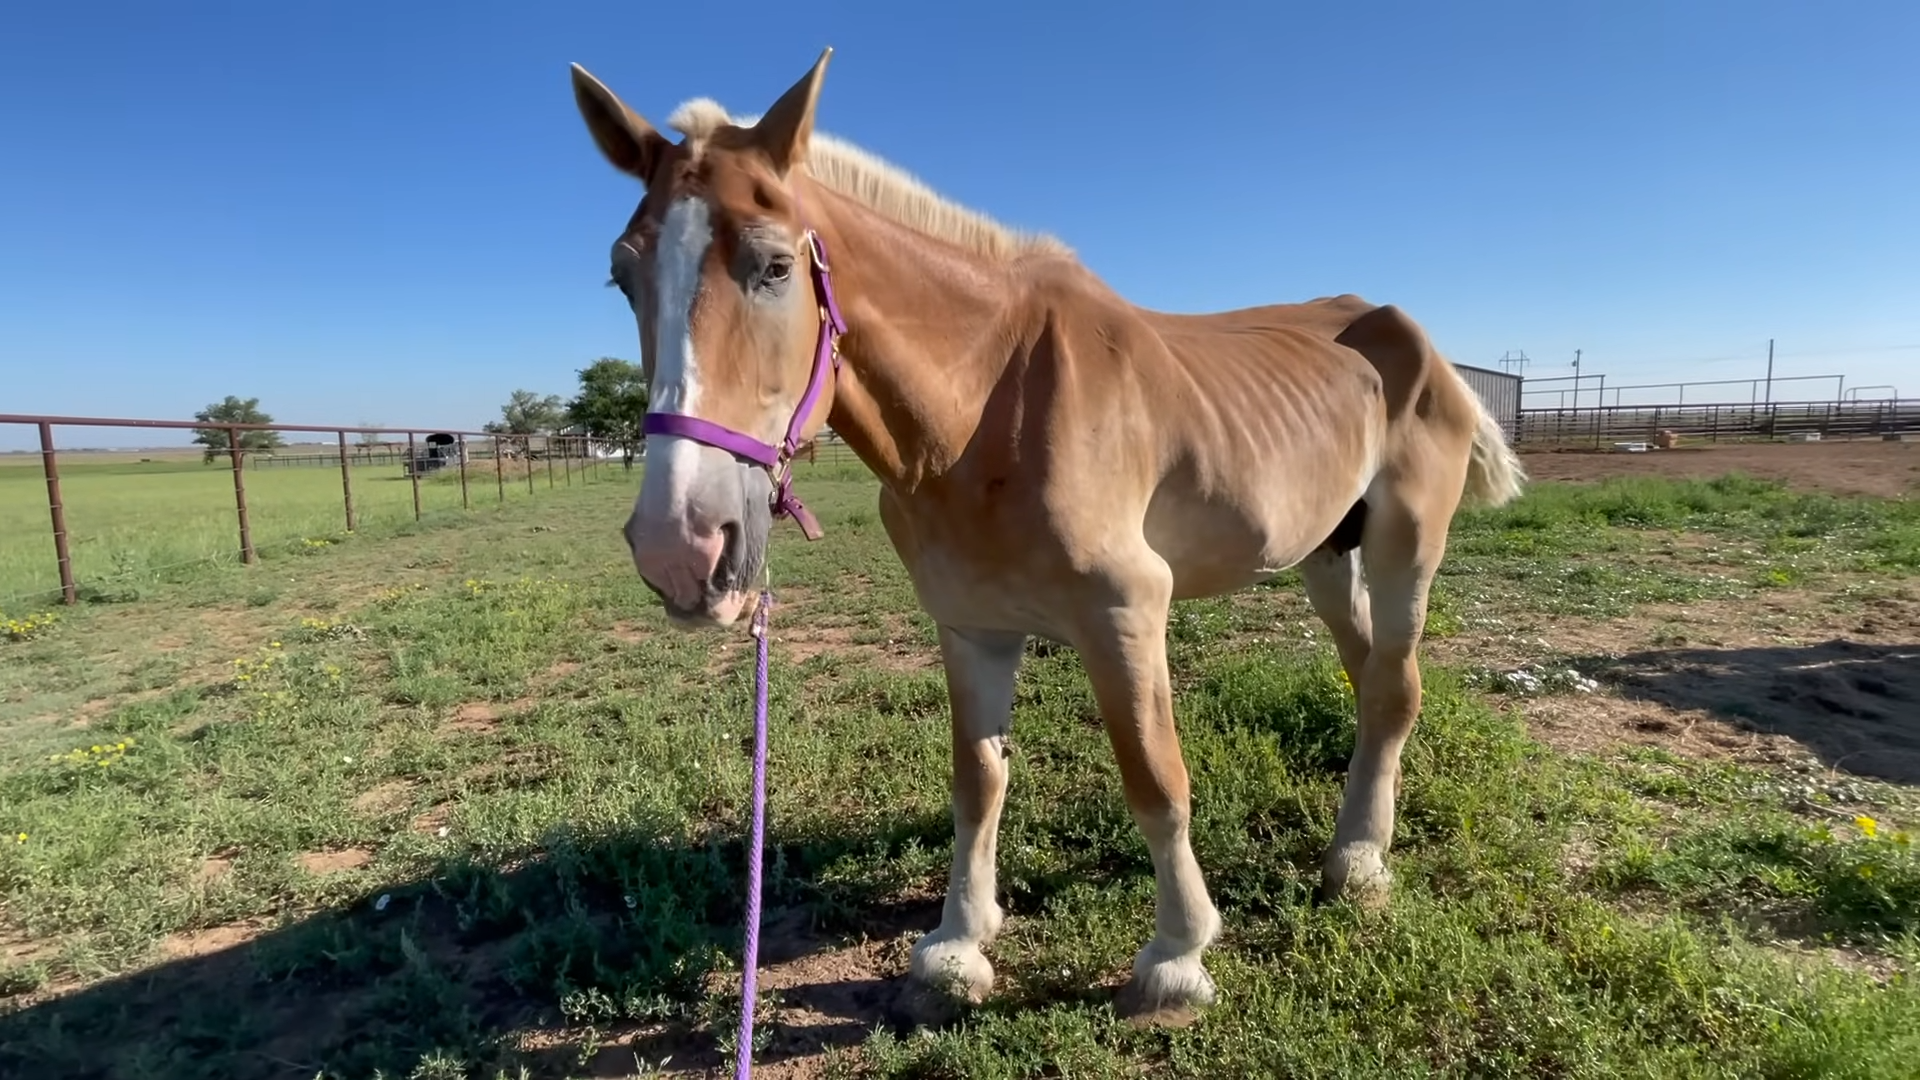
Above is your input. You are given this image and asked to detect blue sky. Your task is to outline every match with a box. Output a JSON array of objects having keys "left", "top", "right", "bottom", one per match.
[{"left": 2, "top": 0, "right": 1915, "bottom": 450}]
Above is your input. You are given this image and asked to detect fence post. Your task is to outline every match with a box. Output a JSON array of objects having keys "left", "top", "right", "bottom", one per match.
[
  {"left": 407, "top": 433, "right": 423, "bottom": 521},
  {"left": 228, "top": 426, "right": 256, "bottom": 565},
  {"left": 545, "top": 436, "right": 555, "bottom": 488},
  {"left": 457, "top": 435, "right": 471, "bottom": 509},
  {"left": 563, "top": 436, "right": 573, "bottom": 486},
  {"left": 525, "top": 441, "right": 535, "bottom": 494},
  {"left": 37, "top": 422, "right": 77, "bottom": 605},
  {"left": 494, "top": 438, "right": 505, "bottom": 502},
  {"left": 337, "top": 431, "right": 358, "bottom": 532}
]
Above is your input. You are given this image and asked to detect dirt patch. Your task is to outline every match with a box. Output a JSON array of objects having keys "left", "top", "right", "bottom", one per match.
[
  {"left": 298, "top": 848, "right": 373, "bottom": 875},
  {"left": 199, "top": 848, "right": 239, "bottom": 884},
  {"left": 2, "top": 928, "right": 57, "bottom": 967},
  {"left": 518, "top": 903, "right": 938, "bottom": 1078},
  {"left": 1522, "top": 690, "right": 1803, "bottom": 767},
  {"left": 1447, "top": 587, "right": 1920, "bottom": 782},
  {"left": 351, "top": 779, "right": 417, "bottom": 815},
  {"left": 777, "top": 623, "right": 937, "bottom": 672},
  {"left": 445, "top": 701, "right": 512, "bottom": 734},
  {"left": 1518, "top": 439, "right": 1920, "bottom": 499},
  {"left": 1597, "top": 638, "right": 1920, "bottom": 782},
  {"left": 410, "top": 803, "right": 452, "bottom": 835},
  {"left": 161, "top": 918, "right": 273, "bottom": 961},
  {"left": 610, "top": 620, "right": 654, "bottom": 644}
]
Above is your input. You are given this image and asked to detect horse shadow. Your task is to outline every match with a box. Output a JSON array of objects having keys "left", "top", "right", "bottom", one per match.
[
  {"left": 0, "top": 812, "right": 958, "bottom": 1080},
  {"left": 1568, "top": 638, "right": 1920, "bottom": 783}
]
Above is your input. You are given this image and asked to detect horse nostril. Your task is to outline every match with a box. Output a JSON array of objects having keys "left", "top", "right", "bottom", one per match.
[{"left": 710, "top": 522, "right": 742, "bottom": 591}]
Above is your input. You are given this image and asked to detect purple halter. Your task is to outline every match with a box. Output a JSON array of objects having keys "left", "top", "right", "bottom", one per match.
[{"left": 640, "top": 229, "right": 848, "bottom": 541}]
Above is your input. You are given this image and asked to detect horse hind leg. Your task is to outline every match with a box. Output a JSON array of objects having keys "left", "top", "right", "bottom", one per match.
[
  {"left": 1317, "top": 485, "right": 1456, "bottom": 909},
  {"left": 1300, "top": 501, "right": 1374, "bottom": 689}
]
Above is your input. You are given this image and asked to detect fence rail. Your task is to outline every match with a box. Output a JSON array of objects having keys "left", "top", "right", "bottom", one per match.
[
  {"left": 0, "top": 413, "right": 640, "bottom": 606},
  {"left": 1513, "top": 398, "right": 1920, "bottom": 448}
]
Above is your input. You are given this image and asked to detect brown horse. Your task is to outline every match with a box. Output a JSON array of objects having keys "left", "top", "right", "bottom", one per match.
[{"left": 569, "top": 49, "right": 1525, "bottom": 1027}]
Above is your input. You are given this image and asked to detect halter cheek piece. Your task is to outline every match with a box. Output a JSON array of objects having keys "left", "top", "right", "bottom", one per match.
[{"left": 639, "top": 229, "right": 847, "bottom": 542}]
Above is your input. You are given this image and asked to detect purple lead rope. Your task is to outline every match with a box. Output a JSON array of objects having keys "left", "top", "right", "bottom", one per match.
[
  {"left": 639, "top": 224, "right": 844, "bottom": 1076},
  {"left": 734, "top": 588, "right": 774, "bottom": 1079}
]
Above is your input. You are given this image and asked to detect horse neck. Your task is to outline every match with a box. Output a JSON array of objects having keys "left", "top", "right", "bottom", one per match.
[{"left": 806, "top": 184, "right": 1028, "bottom": 492}]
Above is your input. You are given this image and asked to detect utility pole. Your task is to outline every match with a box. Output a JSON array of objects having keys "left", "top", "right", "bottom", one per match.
[
  {"left": 1573, "top": 349, "right": 1582, "bottom": 408},
  {"left": 1763, "top": 338, "right": 1774, "bottom": 405}
]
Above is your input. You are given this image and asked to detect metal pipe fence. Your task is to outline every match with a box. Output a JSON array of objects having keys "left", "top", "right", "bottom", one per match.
[
  {"left": 1514, "top": 397, "right": 1920, "bottom": 448},
  {"left": 1519, "top": 373, "right": 1849, "bottom": 411},
  {"left": 0, "top": 413, "right": 646, "bottom": 607}
]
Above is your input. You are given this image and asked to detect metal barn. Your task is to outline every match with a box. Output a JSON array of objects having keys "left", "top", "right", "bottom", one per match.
[{"left": 1453, "top": 363, "right": 1523, "bottom": 441}]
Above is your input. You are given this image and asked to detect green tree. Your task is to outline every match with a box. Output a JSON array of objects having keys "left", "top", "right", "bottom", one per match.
[
  {"left": 565, "top": 357, "right": 649, "bottom": 469},
  {"left": 482, "top": 389, "right": 567, "bottom": 457},
  {"left": 191, "top": 396, "right": 285, "bottom": 465}
]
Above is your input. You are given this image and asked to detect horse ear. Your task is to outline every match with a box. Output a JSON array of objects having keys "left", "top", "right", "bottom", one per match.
[
  {"left": 753, "top": 47, "right": 833, "bottom": 176},
  {"left": 571, "top": 64, "right": 672, "bottom": 183}
]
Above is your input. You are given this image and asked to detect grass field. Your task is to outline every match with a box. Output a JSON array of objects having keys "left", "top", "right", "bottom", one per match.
[
  {"left": 0, "top": 453, "right": 618, "bottom": 606},
  {"left": 1, "top": 456, "right": 1917, "bottom": 1079}
]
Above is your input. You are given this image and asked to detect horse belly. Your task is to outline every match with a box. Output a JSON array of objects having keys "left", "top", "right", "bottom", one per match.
[{"left": 1145, "top": 445, "right": 1373, "bottom": 601}]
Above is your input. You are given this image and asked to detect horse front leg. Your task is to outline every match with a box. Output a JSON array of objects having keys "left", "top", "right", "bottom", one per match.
[
  {"left": 1076, "top": 575, "right": 1222, "bottom": 1027},
  {"left": 899, "top": 625, "right": 1025, "bottom": 1024}
]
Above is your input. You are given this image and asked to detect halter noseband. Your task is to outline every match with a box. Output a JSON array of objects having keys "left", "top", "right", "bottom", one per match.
[{"left": 639, "top": 229, "right": 847, "bottom": 541}]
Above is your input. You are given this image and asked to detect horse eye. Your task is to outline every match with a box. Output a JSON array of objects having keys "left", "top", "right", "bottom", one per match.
[{"left": 764, "top": 257, "right": 793, "bottom": 283}]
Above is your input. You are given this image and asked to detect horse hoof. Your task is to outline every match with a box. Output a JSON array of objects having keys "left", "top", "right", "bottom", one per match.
[
  {"left": 893, "top": 976, "right": 977, "bottom": 1029},
  {"left": 1114, "top": 955, "right": 1215, "bottom": 1028},
  {"left": 895, "top": 941, "right": 994, "bottom": 1028},
  {"left": 1319, "top": 844, "right": 1394, "bottom": 910}
]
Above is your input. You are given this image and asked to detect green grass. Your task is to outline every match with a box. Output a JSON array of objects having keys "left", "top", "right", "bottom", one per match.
[
  {"left": 0, "top": 454, "right": 623, "bottom": 606},
  {"left": 0, "top": 465, "right": 1915, "bottom": 1079},
  {"left": 1433, "top": 473, "right": 1920, "bottom": 620}
]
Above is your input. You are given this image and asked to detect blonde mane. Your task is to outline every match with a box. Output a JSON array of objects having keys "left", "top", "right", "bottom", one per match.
[{"left": 667, "top": 98, "right": 1070, "bottom": 262}]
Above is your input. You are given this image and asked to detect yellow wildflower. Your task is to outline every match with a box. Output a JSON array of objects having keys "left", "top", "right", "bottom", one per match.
[
  {"left": 14, "top": 833, "right": 25, "bottom": 844},
  {"left": 1856, "top": 816, "right": 1879, "bottom": 839}
]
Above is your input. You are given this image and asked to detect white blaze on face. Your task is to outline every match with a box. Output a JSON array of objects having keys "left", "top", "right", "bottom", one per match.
[
  {"left": 650, "top": 197, "right": 712, "bottom": 418},
  {"left": 625, "top": 194, "right": 744, "bottom": 615},
  {"left": 632, "top": 197, "right": 717, "bottom": 540}
]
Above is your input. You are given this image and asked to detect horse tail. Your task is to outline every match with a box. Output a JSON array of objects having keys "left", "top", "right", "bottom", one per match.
[{"left": 1449, "top": 362, "right": 1527, "bottom": 509}]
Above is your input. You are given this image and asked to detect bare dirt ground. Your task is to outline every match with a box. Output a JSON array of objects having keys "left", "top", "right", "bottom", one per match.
[
  {"left": 1496, "top": 439, "right": 1919, "bottom": 785},
  {"left": 1518, "top": 438, "right": 1920, "bottom": 498},
  {"left": 1469, "top": 589, "right": 1920, "bottom": 783}
]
